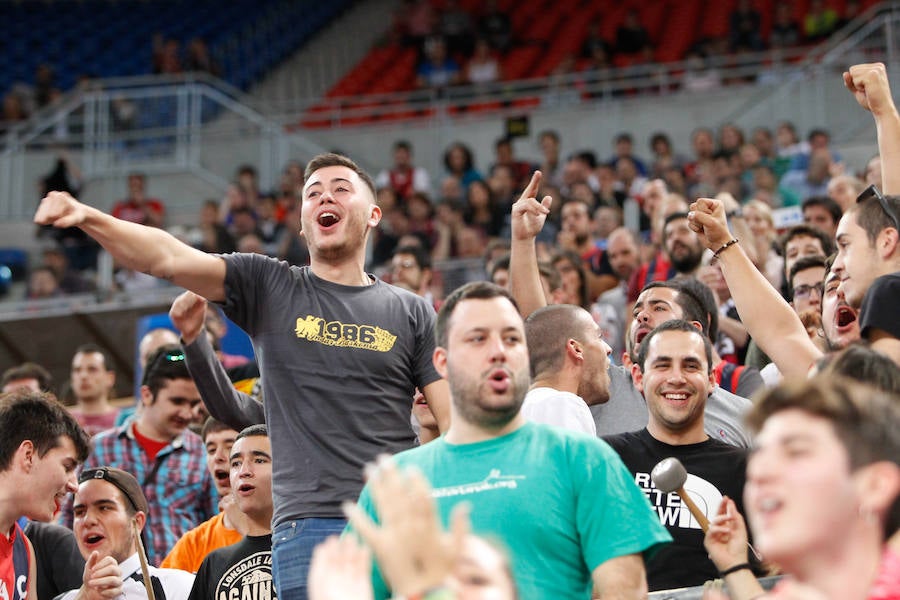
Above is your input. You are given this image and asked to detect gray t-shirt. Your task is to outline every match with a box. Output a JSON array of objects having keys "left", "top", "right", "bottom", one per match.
[
  {"left": 220, "top": 254, "right": 441, "bottom": 525},
  {"left": 591, "top": 365, "right": 752, "bottom": 447}
]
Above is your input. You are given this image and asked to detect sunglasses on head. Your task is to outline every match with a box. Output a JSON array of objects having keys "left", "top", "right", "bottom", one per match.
[
  {"left": 142, "top": 348, "right": 185, "bottom": 384},
  {"left": 857, "top": 185, "right": 899, "bottom": 231}
]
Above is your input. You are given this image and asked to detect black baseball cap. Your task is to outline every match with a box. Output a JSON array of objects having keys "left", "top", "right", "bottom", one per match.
[{"left": 79, "top": 467, "right": 149, "bottom": 517}]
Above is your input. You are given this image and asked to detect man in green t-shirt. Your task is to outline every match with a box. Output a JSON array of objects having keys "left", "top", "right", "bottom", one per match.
[{"left": 353, "top": 282, "right": 670, "bottom": 600}]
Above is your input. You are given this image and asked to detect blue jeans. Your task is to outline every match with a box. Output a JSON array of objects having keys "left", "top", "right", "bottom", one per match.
[{"left": 272, "top": 518, "right": 348, "bottom": 600}]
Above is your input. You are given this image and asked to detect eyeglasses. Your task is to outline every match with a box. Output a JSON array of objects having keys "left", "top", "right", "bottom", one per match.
[
  {"left": 857, "top": 185, "right": 899, "bottom": 231},
  {"left": 793, "top": 282, "right": 824, "bottom": 300}
]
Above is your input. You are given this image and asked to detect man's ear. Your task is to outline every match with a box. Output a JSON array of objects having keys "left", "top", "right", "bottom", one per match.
[
  {"left": 566, "top": 339, "right": 583, "bottom": 363},
  {"left": 855, "top": 461, "right": 900, "bottom": 520},
  {"left": 433, "top": 347, "right": 448, "bottom": 380},
  {"left": 368, "top": 204, "right": 383, "bottom": 229},
  {"left": 140, "top": 385, "right": 153, "bottom": 407},
  {"left": 133, "top": 511, "right": 147, "bottom": 533},
  {"left": 17, "top": 440, "right": 35, "bottom": 473},
  {"left": 630, "top": 361, "right": 644, "bottom": 394},
  {"left": 690, "top": 320, "right": 703, "bottom": 333}
]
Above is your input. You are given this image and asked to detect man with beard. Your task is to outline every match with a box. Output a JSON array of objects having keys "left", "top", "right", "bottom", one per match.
[
  {"left": 35, "top": 153, "right": 450, "bottom": 600},
  {"left": 509, "top": 173, "right": 753, "bottom": 446},
  {"left": 557, "top": 199, "right": 618, "bottom": 301},
  {"left": 352, "top": 282, "right": 670, "bottom": 600},
  {"left": 519, "top": 304, "right": 612, "bottom": 435},
  {"left": 604, "top": 320, "right": 758, "bottom": 590},
  {"left": 663, "top": 212, "right": 705, "bottom": 278}
]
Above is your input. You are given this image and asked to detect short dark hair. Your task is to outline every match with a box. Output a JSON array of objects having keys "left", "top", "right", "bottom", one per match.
[
  {"left": 551, "top": 250, "right": 589, "bottom": 308},
  {"left": 636, "top": 319, "right": 713, "bottom": 374},
  {"left": 1, "top": 362, "right": 53, "bottom": 393},
  {"left": 73, "top": 343, "right": 112, "bottom": 371},
  {"left": 650, "top": 132, "right": 671, "bottom": 151},
  {"left": 435, "top": 282, "right": 519, "bottom": 347},
  {"left": 539, "top": 130, "right": 560, "bottom": 144},
  {"left": 668, "top": 278, "right": 719, "bottom": 340},
  {"left": 201, "top": 417, "right": 236, "bottom": 443},
  {"left": 537, "top": 262, "right": 562, "bottom": 293},
  {"left": 304, "top": 153, "right": 377, "bottom": 200},
  {"left": 802, "top": 196, "right": 842, "bottom": 225},
  {"left": 443, "top": 142, "right": 475, "bottom": 173},
  {"left": 818, "top": 345, "right": 900, "bottom": 395},
  {"left": 236, "top": 424, "right": 268, "bottom": 441},
  {"left": 746, "top": 376, "right": 900, "bottom": 537},
  {"left": 853, "top": 193, "right": 900, "bottom": 245},
  {"left": 780, "top": 224, "right": 835, "bottom": 257},
  {"left": 0, "top": 391, "right": 90, "bottom": 472},
  {"left": 394, "top": 140, "right": 413, "bottom": 152},
  {"left": 490, "top": 253, "right": 511, "bottom": 280},
  {"left": 141, "top": 344, "right": 191, "bottom": 398},
  {"left": 615, "top": 132, "right": 633, "bottom": 144},
  {"left": 525, "top": 304, "right": 591, "bottom": 378},
  {"left": 807, "top": 128, "right": 829, "bottom": 143},
  {"left": 641, "top": 281, "right": 708, "bottom": 337},
  {"left": 788, "top": 254, "right": 827, "bottom": 297},
  {"left": 393, "top": 244, "right": 432, "bottom": 270}
]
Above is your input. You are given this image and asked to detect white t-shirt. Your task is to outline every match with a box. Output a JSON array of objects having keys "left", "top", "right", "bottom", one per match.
[
  {"left": 521, "top": 387, "right": 596, "bottom": 435},
  {"left": 59, "top": 553, "right": 195, "bottom": 600}
]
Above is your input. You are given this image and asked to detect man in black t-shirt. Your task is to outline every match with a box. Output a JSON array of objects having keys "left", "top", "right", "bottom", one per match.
[
  {"left": 189, "top": 425, "right": 275, "bottom": 600},
  {"left": 604, "top": 320, "right": 757, "bottom": 591}
]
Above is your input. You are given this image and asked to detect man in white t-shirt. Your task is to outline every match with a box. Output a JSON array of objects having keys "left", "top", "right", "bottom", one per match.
[{"left": 521, "top": 303, "right": 612, "bottom": 435}]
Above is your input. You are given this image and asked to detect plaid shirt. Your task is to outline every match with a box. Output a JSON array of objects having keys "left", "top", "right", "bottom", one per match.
[{"left": 70, "top": 421, "right": 217, "bottom": 565}]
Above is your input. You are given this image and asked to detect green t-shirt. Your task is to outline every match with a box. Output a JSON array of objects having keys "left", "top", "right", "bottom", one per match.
[{"left": 354, "top": 422, "right": 671, "bottom": 600}]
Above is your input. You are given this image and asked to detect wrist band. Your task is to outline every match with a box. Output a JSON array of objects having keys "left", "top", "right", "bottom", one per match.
[
  {"left": 718, "top": 562, "right": 751, "bottom": 577},
  {"left": 713, "top": 238, "right": 739, "bottom": 258}
]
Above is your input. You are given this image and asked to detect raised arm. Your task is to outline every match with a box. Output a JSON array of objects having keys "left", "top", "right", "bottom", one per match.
[
  {"left": 688, "top": 198, "right": 822, "bottom": 378},
  {"left": 508, "top": 171, "right": 554, "bottom": 318},
  {"left": 35, "top": 191, "right": 226, "bottom": 300},
  {"left": 170, "top": 291, "right": 265, "bottom": 429},
  {"left": 844, "top": 63, "right": 900, "bottom": 194}
]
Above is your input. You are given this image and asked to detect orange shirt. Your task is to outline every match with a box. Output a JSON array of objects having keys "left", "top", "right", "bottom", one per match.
[{"left": 160, "top": 512, "right": 242, "bottom": 573}]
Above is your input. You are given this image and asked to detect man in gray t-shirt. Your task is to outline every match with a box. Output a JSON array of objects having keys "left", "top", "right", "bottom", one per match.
[{"left": 34, "top": 153, "right": 451, "bottom": 600}]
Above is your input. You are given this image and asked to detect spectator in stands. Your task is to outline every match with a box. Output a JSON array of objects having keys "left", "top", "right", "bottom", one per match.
[
  {"left": 41, "top": 247, "right": 95, "bottom": 294},
  {"left": 520, "top": 303, "right": 612, "bottom": 435},
  {"left": 442, "top": 142, "right": 483, "bottom": 190},
  {"left": 775, "top": 121, "right": 807, "bottom": 159},
  {"left": 663, "top": 212, "right": 705, "bottom": 279},
  {"left": 729, "top": 0, "right": 763, "bottom": 51},
  {"left": 685, "top": 127, "right": 716, "bottom": 191},
  {"left": 804, "top": 0, "right": 839, "bottom": 42},
  {"left": 64, "top": 467, "right": 195, "bottom": 600},
  {"left": 616, "top": 156, "right": 647, "bottom": 199},
  {"left": 26, "top": 266, "right": 62, "bottom": 300},
  {"left": 604, "top": 320, "right": 758, "bottom": 590},
  {"left": 789, "top": 254, "right": 828, "bottom": 340},
  {"left": 718, "top": 124, "right": 745, "bottom": 156},
  {"left": 615, "top": 9, "right": 652, "bottom": 57},
  {"left": 828, "top": 173, "right": 866, "bottom": 212},
  {"left": 188, "top": 425, "right": 273, "bottom": 600},
  {"left": 592, "top": 227, "right": 641, "bottom": 361},
  {"left": 581, "top": 21, "right": 611, "bottom": 62},
  {"left": 478, "top": 0, "right": 512, "bottom": 52},
  {"left": 1, "top": 362, "right": 53, "bottom": 395},
  {"left": 557, "top": 199, "right": 618, "bottom": 301},
  {"left": 769, "top": 2, "right": 801, "bottom": 48},
  {"left": 738, "top": 377, "right": 900, "bottom": 600},
  {"left": 822, "top": 255, "right": 861, "bottom": 352},
  {"left": 184, "top": 38, "right": 220, "bottom": 77},
  {"left": 161, "top": 419, "right": 244, "bottom": 573},
  {"left": 111, "top": 173, "right": 166, "bottom": 228},
  {"left": 537, "top": 130, "right": 564, "bottom": 188},
  {"left": 780, "top": 147, "right": 833, "bottom": 204},
  {"left": 67, "top": 344, "right": 216, "bottom": 565},
  {"left": 743, "top": 199, "right": 784, "bottom": 288},
  {"left": 401, "top": 0, "right": 436, "bottom": 49},
  {"left": 491, "top": 137, "right": 535, "bottom": 189},
  {"left": 648, "top": 132, "right": 685, "bottom": 179},
  {"left": 68, "top": 344, "right": 119, "bottom": 437},
  {"left": 465, "top": 37, "right": 500, "bottom": 85},
  {"left": 0, "top": 91, "right": 28, "bottom": 133},
  {"left": 0, "top": 392, "right": 90, "bottom": 600},
  {"left": 416, "top": 37, "right": 462, "bottom": 90},
  {"left": 376, "top": 140, "right": 432, "bottom": 203},
  {"left": 390, "top": 244, "right": 434, "bottom": 304},
  {"left": 439, "top": 0, "right": 474, "bottom": 56},
  {"left": 549, "top": 250, "right": 590, "bottom": 309},
  {"left": 802, "top": 195, "right": 842, "bottom": 239},
  {"left": 866, "top": 154, "right": 883, "bottom": 187},
  {"left": 607, "top": 132, "right": 648, "bottom": 176},
  {"left": 33, "top": 64, "right": 60, "bottom": 110},
  {"left": 462, "top": 179, "right": 503, "bottom": 239},
  {"left": 153, "top": 34, "right": 183, "bottom": 74},
  {"left": 192, "top": 200, "right": 236, "bottom": 254},
  {"left": 352, "top": 281, "right": 670, "bottom": 599},
  {"left": 782, "top": 224, "right": 834, "bottom": 288},
  {"left": 235, "top": 165, "right": 263, "bottom": 210}
]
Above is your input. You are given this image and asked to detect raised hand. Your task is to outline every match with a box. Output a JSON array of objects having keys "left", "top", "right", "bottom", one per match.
[
  {"left": 78, "top": 551, "right": 123, "bottom": 600},
  {"left": 169, "top": 291, "right": 208, "bottom": 345},
  {"left": 703, "top": 496, "right": 749, "bottom": 572},
  {"left": 34, "top": 191, "right": 89, "bottom": 229},
  {"left": 843, "top": 63, "right": 897, "bottom": 117},
  {"left": 308, "top": 536, "right": 375, "bottom": 600},
  {"left": 688, "top": 198, "right": 733, "bottom": 251},
  {"left": 344, "top": 457, "right": 469, "bottom": 597},
  {"left": 511, "top": 171, "right": 553, "bottom": 242}
]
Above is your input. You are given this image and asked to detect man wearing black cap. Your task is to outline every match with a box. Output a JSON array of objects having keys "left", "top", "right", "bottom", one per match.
[{"left": 61, "top": 467, "right": 195, "bottom": 600}]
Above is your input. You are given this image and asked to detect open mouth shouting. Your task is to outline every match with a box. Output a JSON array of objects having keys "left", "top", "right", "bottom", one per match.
[
  {"left": 834, "top": 305, "right": 858, "bottom": 333},
  {"left": 316, "top": 210, "right": 341, "bottom": 230},
  {"left": 487, "top": 368, "right": 512, "bottom": 394}
]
